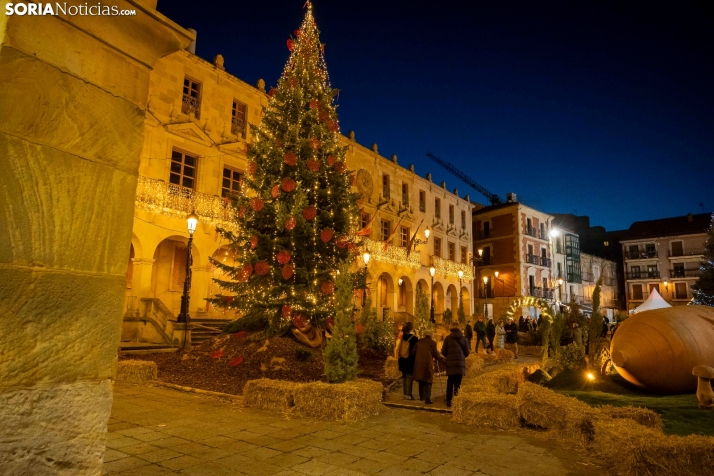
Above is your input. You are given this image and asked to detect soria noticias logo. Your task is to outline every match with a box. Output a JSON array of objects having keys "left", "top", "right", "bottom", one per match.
[{"left": 5, "top": 3, "right": 137, "bottom": 16}]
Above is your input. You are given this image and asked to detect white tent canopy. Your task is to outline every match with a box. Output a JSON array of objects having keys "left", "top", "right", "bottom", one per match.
[{"left": 631, "top": 288, "right": 672, "bottom": 314}]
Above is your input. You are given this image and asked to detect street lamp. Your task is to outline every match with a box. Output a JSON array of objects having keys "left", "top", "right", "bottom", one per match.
[
  {"left": 493, "top": 271, "right": 504, "bottom": 297},
  {"left": 558, "top": 277, "right": 564, "bottom": 301},
  {"left": 429, "top": 266, "right": 436, "bottom": 323},
  {"left": 362, "top": 252, "right": 371, "bottom": 306},
  {"left": 413, "top": 226, "right": 430, "bottom": 249},
  {"left": 483, "top": 275, "right": 489, "bottom": 319},
  {"left": 178, "top": 212, "right": 198, "bottom": 347}
]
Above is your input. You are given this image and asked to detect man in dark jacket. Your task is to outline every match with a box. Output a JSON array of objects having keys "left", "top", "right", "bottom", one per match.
[
  {"left": 486, "top": 318, "right": 496, "bottom": 353},
  {"left": 441, "top": 321, "right": 470, "bottom": 407},
  {"left": 413, "top": 333, "right": 444, "bottom": 405},
  {"left": 464, "top": 320, "right": 473, "bottom": 351},
  {"left": 397, "top": 322, "right": 418, "bottom": 400},
  {"left": 505, "top": 317, "right": 519, "bottom": 359},
  {"left": 474, "top": 315, "right": 489, "bottom": 354}
]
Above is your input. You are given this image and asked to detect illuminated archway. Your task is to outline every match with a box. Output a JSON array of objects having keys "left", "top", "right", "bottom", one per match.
[{"left": 505, "top": 296, "right": 554, "bottom": 322}]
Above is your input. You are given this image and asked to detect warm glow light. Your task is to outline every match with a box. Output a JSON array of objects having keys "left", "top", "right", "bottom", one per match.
[
  {"left": 663, "top": 279, "right": 668, "bottom": 288},
  {"left": 483, "top": 276, "right": 489, "bottom": 284},
  {"left": 363, "top": 252, "right": 371, "bottom": 266},
  {"left": 398, "top": 278, "right": 403, "bottom": 286},
  {"left": 187, "top": 212, "right": 198, "bottom": 234},
  {"left": 494, "top": 271, "right": 499, "bottom": 278},
  {"left": 586, "top": 372, "right": 595, "bottom": 381},
  {"left": 458, "top": 270, "right": 464, "bottom": 280},
  {"left": 424, "top": 227, "right": 430, "bottom": 239},
  {"left": 549, "top": 228, "right": 560, "bottom": 238},
  {"left": 429, "top": 267, "right": 436, "bottom": 277},
  {"left": 558, "top": 278, "right": 564, "bottom": 286},
  {"left": 478, "top": 248, "right": 483, "bottom": 257}
]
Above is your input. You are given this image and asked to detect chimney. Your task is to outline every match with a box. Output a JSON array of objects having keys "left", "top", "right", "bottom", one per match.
[
  {"left": 506, "top": 192, "right": 517, "bottom": 203},
  {"left": 187, "top": 28, "right": 197, "bottom": 54},
  {"left": 688, "top": 213, "right": 693, "bottom": 223}
]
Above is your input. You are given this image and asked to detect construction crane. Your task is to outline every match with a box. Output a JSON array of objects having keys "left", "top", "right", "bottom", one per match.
[{"left": 426, "top": 152, "right": 503, "bottom": 205}]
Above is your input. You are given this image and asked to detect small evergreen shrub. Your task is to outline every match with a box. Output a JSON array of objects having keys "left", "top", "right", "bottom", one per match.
[{"left": 557, "top": 343, "right": 587, "bottom": 371}]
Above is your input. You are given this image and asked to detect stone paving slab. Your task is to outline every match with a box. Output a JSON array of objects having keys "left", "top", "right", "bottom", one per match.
[{"left": 103, "top": 383, "right": 601, "bottom": 475}]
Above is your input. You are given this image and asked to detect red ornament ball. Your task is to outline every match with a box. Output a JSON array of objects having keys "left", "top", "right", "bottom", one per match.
[
  {"left": 309, "top": 99, "right": 319, "bottom": 110},
  {"left": 320, "top": 228, "right": 334, "bottom": 243},
  {"left": 335, "top": 236, "right": 349, "bottom": 249},
  {"left": 228, "top": 356, "right": 244, "bottom": 367},
  {"left": 356, "top": 323, "right": 364, "bottom": 335},
  {"left": 209, "top": 350, "right": 224, "bottom": 359},
  {"left": 294, "top": 29, "right": 302, "bottom": 37},
  {"left": 284, "top": 152, "right": 298, "bottom": 166},
  {"left": 254, "top": 261, "right": 270, "bottom": 276},
  {"left": 318, "top": 110, "right": 329, "bottom": 123},
  {"left": 277, "top": 250, "right": 291, "bottom": 265},
  {"left": 268, "top": 87, "right": 276, "bottom": 97},
  {"left": 238, "top": 263, "right": 253, "bottom": 282},
  {"left": 334, "top": 161, "right": 347, "bottom": 173},
  {"left": 292, "top": 314, "right": 307, "bottom": 328},
  {"left": 329, "top": 120, "right": 339, "bottom": 132},
  {"left": 271, "top": 185, "right": 280, "bottom": 198},
  {"left": 287, "top": 38, "right": 294, "bottom": 51},
  {"left": 306, "top": 159, "right": 320, "bottom": 172},
  {"left": 250, "top": 197, "right": 264, "bottom": 211},
  {"left": 250, "top": 235, "right": 258, "bottom": 250},
  {"left": 321, "top": 281, "right": 335, "bottom": 295},
  {"left": 282, "top": 178, "right": 296, "bottom": 192},
  {"left": 285, "top": 216, "right": 297, "bottom": 230},
  {"left": 282, "top": 304, "right": 292, "bottom": 318},
  {"left": 282, "top": 264, "right": 294, "bottom": 280},
  {"left": 309, "top": 138, "right": 321, "bottom": 150},
  {"left": 302, "top": 206, "right": 317, "bottom": 221},
  {"left": 327, "top": 155, "right": 335, "bottom": 166},
  {"left": 247, "top": 161, "right": 257, "bottom": 175}
]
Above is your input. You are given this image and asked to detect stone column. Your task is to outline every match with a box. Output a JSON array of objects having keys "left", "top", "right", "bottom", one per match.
[
  {"left": 0, "top": 3, "right": 192, "bottom": 474},
  {"left": 132, "top": 258, "right": 157, "bottom": 302}
]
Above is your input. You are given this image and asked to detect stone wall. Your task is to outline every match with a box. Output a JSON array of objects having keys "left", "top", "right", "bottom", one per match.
[{"left": 0, "top": 3, "right": 191, "bottom": 473}]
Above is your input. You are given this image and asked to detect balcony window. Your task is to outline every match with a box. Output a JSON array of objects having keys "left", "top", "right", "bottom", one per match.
[
  {"left": 170, "top": 149, "right": 198, "bottom": 190},
  {"left": 461, "top": 210, "right": 466, "bottom": 229},
  {"left": 540, "top": 223, "right": 545, "bottom": 239},
  {"left": 400, "top": 226, "right": 410, "bottom": 248},
  {"left": 221, "top": 167, "right": 242, "bottom": 197},
  {"left": 419, "top": 190, "right": 426, "bottom": 212},
  {"left": 461, "top": 246, "right": 467, "bottom": 264},
  {"left": 673, "top": 263, "right": 684, "bottom": 277},
  {"left": 434, "top": 237, "right": 442, "bottom": 258},
  {"left": 382, "top": 174, "right": 390, "bottom": 199},
  {"left": 675, "top": 282, "right": 687, "bottom": 299},
  {"left": 483, "top": 221, "right": 490, "bottom": 239},
  {"left": 526, "top": 218, "right": 536, "bottom": 236},
  {"left": 671, "top": 241, "right": 683, "bottom": 257},
  {"left": 630, "top": 266, "right": 641, "bottom": 279},
  {"left": 435, "top": 198, "right": 441, "bottom": 219},
  {"left": 182, "top": 77, "right": 201, "bottom": 118},
  {"left": 231, "top": 100, "right": 247, "bottom": 137},
  {"left": 448, "top": 242, "right": 456, "bottom": 261},
  {"left": 402, "top": 183, "right": 409, "bottom": 206},
  {"left": 449, "top": 205, "right": 454, "bottom": 224},
  {"left": 632, "top": 284, "right": 643, "bottom": 300},
  {"left": 380, "top": 220, "right": 391, "bottom": 242}
]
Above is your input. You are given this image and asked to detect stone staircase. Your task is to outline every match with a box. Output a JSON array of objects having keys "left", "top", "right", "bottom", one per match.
[{"left": 191, "top": 318, "right": 233, "bottom": 346}]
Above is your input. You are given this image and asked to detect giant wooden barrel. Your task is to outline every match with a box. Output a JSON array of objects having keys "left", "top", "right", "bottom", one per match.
[{"left": 610, "top": 305, "right": 714, "bottom": 394}]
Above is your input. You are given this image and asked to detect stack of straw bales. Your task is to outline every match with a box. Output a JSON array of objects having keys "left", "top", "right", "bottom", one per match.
[
  {"left": 598, "top": 405, "right": 663, "bottom": 430},
  {"left": 293, "top": 379, "right": 382, "bottom": 422},
  {"left": 383, "top": 356, "right": 401, "bottom": 379},
  {"left": 465, "top": 355, "right": 485, "bottom": 373},
  {"left": 116, "top": 360, "right": 157, "bottom": 384},
  {"left": 243, "top": 379, "right": 302, "bottom": 411},
  {"left": 451, "top": 392, "right": 520, "bottom": 429},
  {"left": 494, "top": 348, "right": 515, "bottom": 363}
]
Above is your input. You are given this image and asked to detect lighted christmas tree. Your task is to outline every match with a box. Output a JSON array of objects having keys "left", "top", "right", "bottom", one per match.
[
  {"left": 692, "top": 214, "right": 714, "bottom": 307},
  {"left": 213, "top": 3, "right": 360, "bottom": 334},
  {"left": 323, "top": 263, "right": 358, "bottom": 383}
]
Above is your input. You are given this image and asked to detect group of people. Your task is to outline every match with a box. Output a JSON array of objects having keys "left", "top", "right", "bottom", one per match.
[{"left": 395, "top": 316, "right": 521, "bottom": 407}]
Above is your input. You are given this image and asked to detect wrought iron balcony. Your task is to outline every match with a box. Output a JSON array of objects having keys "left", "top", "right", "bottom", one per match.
[
  {"left": 626, "top": 270, "right": 660, "bottom": 280},
  {"left": 528, "top": 287, "right": 554, "bottom": 300},
  {"left": 539, "top": 230, "right": 549, "bottom": 240},
  {"left": 525, "top": 226, "right": 537, "bottom": 237},
  {"left": 625, "top": 249, "right": 658, "bottom": 260},
  {"left": 540, "top": 256, "right": 552, "bottom": 267},
  {"left": 478, "top": 289, "right": 495, "bottom": 299},
  {"left": 135, "top": 175, "right": 236, "bottom": 229},
  {"left": 669, "top": 248, "right": 705, "bottom": 257},
  {"left": 670, "top": 268, "right": 702, "bottom": 278},
  {"left": 526, "top": 254, "right": 540, "bottom": 265},
  {"left": 231, "top": 116, "right": 245, "bottom": 137},
  {"left": 182, "top": 94, "right": 201, "bottom": 119}
]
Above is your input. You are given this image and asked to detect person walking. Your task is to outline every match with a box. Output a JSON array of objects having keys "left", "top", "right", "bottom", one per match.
[
  {"left": 496, "top": 320, "right": 506, "bottom": 348},
  {"left": 441, "top": 321, "right": 470, "bottom": 407},
  {"left": 413, "top": 332, "right": 443, "bottom": 405},
  {"left": 505, "top": 317, "right": 519, "bottom": 359},
  {"left": 464, "top": 320, "right": 473, "bottom": 351},
  {"left": 474, "top": 315, "right": 489, "bottom": 354},
  {"left": 486, "top": 318, "right": 496, "bottom": 353},
  {"left": 397, "top": 322, "right": 418, "bottom": 400}
]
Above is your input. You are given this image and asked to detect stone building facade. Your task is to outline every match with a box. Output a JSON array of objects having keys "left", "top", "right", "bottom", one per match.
[{"left": 123, "top": 44, "right": 474, "bottom": 346}]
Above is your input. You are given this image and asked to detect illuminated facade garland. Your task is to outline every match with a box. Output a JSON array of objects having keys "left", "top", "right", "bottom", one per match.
[
  {"left": 134, "top": 175, "right": 237, "bottom": 230},
  {"left": 432, "top": 255, "right": 474, "bottom": 280},
  {"left": 360, "top": 237, "right": 421, "bottom": 269}
]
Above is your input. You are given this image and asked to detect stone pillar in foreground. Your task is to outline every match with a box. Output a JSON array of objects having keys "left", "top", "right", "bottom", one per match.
[{"left": 0, "top": 2, "right": 191, "bottom": 474}]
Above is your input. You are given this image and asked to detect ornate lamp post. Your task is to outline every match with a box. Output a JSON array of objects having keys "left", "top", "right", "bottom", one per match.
[
  {"left": 458, "top": 270, "right": 464, "bottom": 313},
  {"left": 362, "top": 251, "right": 371, "bottom": 307},
  {"left": 483, "top": 275, "right": 489, "bottom": 319},
  {"left": 413, "top": 226, "right": 430, "bottom": 249},
  {"left": 429, "top": 266, "right": 436, "bottom": 323},
  {"left": 178, "top": 212, "right": 198, "bottom": 348}
]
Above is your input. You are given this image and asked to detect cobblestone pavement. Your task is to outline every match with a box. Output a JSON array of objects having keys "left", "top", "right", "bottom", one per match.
[{"left": 104, "top": 384, "right": 600, "bottom": 476}]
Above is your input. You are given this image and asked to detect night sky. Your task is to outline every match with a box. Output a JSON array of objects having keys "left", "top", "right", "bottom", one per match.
[{"left": 156, "top": 0, "right": 713, "bottom": 231}]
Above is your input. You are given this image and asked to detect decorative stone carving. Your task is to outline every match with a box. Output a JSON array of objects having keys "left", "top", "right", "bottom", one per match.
[
  {"left": 256, "top": 78, "right": 265, "bottom": 92},
  {"left": 213, "top": 54, "right": 225, "bottom": 70},
  {"left": 371, "top": 143, "right": 378, "bottom": 153}
]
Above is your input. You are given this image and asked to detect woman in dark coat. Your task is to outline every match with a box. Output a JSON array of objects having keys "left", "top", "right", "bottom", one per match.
[
  {"left": 486, "top": 318, "right": 496, "bottom": 353},
  {"left": 397, "top": 322, "right": 418, "bottom": 400},
  {"left": 505, "top": 317, "right": 520, "bottom": 359},
  {"left": 441, "top": 321, "right": 470, "bottom": 407},
  {"left": 413, "top": 333, "right": 444, "bottom": 405}
]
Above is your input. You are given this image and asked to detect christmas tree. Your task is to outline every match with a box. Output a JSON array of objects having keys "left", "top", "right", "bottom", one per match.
[
  {"left": 692, "top": 214, "right": 714, "bottom": 307},
  {"left": 323, "top": 262, "right": 358, "bottom": 383},
  {"left": 213, "top": 3, "right": 360, "bottom": 334}
]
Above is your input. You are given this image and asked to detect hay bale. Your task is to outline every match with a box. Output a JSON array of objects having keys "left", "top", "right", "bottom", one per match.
[
  {"left": 597, "top": 405, "right": 663, "bottom": 431},
  {"left": 459, "top": 380, "right": 499, "bottom": 394},
  {"left": 293, "top": 379, "right": 382, "bottom": 422},
  {"left": 494, "top": 348, "right": 515, "bottom": 363},
  {"left": 243, "top": 378, "right": 302, "bottom": 411},
  {"left": 517, "top": 382, "right": 596, "bottom": 443},
  {"left": 479, "top": 368, "right": 522, "bottom": 393},
  {"left": 384, "top": 356, "right": 401, "bottom": 379},
  {"left": 465, "top": 355, "right": 485, "bottom": 372},
  {"left": 116, "top": 360, "right": 157, "bottom": 384},
  {"left": 592, "top": 418, "right": 714, "bottom": 476},
  {"left": 451, "top": 392, "right": 520, "bottom": 429}
]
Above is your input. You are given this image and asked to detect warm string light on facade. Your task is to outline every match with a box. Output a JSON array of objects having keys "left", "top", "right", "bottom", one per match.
[{"left": 432, "top": 255, "right": 474, "bottom": 280}]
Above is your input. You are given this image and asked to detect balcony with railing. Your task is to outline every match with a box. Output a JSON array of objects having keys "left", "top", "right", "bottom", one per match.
[
  {"left": 625, "top": 249, "right": 658, "bottom": 260},
  {"left": 669, "top": 248, "right": 705, "bottom": 258},
  {"left": 478, "top": 289, "right": 495, "bottom": 299},
  {"left": 135, "top": 175, "right": 236, "bottom": 229},
  {"left": 526, "top": 254, "right": 540, "bottom": 265},
  {"left": 432, "top": 255, "right": 474, "bottom": 280},
  {"left": 626, "top": 270, "right": 660, "bottom": 280},
  {"left": 539, "top": 230, "right": 549, "bottom": 240},
  {"left": 361, "top": 237, "right": 420, "bottom": 270},
  {"left": 540, "top": 256, "right": 552, "bottom": 267},
  {"left": 528, "top": 287, "right": 554, "bottom": 300},
  {"left": 670, "top": 268, "right": 702, "bottom": 278},
  {"left": 525, "top": 226, "right": 537, "bottom": 237},
  {"left": 182, "top": 93, "right": 201, "bottom": 119},
  {"left": 231, "top": 116, "right": 245, "bottom": 137}
]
